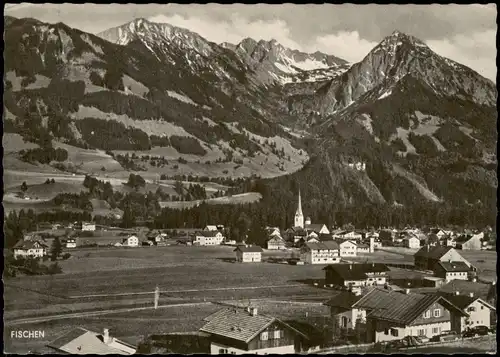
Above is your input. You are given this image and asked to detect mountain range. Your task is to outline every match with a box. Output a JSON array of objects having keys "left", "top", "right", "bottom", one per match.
[{"left": 3, "top": 16, "right": 497, "bottom": 213}]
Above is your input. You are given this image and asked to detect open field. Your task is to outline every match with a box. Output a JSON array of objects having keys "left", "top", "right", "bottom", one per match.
[{"left": 159, "top": 192, "right": 262, "bottom": 209}]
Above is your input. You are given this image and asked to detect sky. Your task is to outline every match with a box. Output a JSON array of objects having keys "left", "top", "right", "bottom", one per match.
[{"left": 4, "top": 3, "right": 497, "bottom": 81}]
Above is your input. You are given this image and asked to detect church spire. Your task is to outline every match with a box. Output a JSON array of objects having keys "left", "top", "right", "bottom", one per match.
[{"left": 294, "top": 188, "right": 304, "bottom": 228}]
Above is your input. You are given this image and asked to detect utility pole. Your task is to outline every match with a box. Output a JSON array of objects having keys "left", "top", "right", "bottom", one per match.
[{"left": 154, "top": 285, "right": 160, "bottom": 309}]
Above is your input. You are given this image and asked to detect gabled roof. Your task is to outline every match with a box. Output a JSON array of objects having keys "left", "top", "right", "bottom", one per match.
[
  {"left": 305, "top": 224, "right": 327, "bottom": 232},
  {"left": 13, "top": 240, "right": 47, "bottom": 249},
  {"left": 205, "top": 225, "right": 218, "bottom": 231},
  {"left": 355, "top": 288, "right": 467, "bottom": 325},
  {"left": 414, "top": 245, "right": 453, "bottom": 259},
  {"left": 234, "top": 245, "right": 263, "bottom": 253},
  {"left": 197, "top": 231, "right": 222, "bottom": 237},
  {"left": 323, "top": 263, "right": 390, "bottom": 280},
  {"left": 267, "top": 236, "right": 285, "bottom": 243},
  {"left": 437, "top": 261, "right": 471, "bottom": 272},
  {"left": 303, "top": 241, "right": 339, "bottom": 251},
  {"left": 324, "top": 290, "right": 361, "bottom": 309},
  {"left": 318, "top": 233, "right": 334, "bottom": 242},
  {"left": 200, "top": 308, "right": 307, "bottom": 343},
  {"left": 47, "top": 327, "right": 136, "bottom": 355},
  {"left": 438, "top": 293, "right": 496, "bottom": 311},
  {"left": 438, "top": 280, "right": 493, "bottom": 301}
]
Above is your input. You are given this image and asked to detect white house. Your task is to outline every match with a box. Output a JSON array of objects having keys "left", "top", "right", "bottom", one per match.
[
  {"left": 234, "top": 245, "right": 263, "bottom": 263},
  {"left": 338, "top": 231, "right": 363, "bottom": 241},
  {"left": 299, "top": 242, "right": 340, "bottom": 265},
  {"left": 48, "top": 328, "right": 136, "bottom": 355},
  {"left": 339, "top": 240, "right": 358, "bottom": 257},
  {"left": 13, "top": 240, "right": 48, "bottom": 259},
  {"left": 404, "top": 236, "right": 421, "bottom": 249},
  {"left": 66, "top": 238, "right": 77, "bottom": 249},
  {"left": 304, "top": 223, "right": 330, "bottom": 235},
  {"left": 200, "top": 307, "right": 316, "bottom": 354},
  {"left": 357, "top": 243, "right": 370, "bottom": 254},
  {"left": 194, "top": 231, "right": 224, "bottom": 246},
  {"left": 123, "top": 235, "right": 139, "bottom": 247},
  {"left": 81, "top": 222, "right": 96, "bottom": 231},
  {"left": 266, "top": 227, "right": 282, "bottom": 238}
]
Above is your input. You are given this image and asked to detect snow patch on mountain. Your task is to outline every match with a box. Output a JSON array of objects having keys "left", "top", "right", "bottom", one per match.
[
  {"left": 166, "top": 90, "right": 198, "bottom": 106},
  {"left": 378, "top": 89, "right": 392, "bottom": 100}
]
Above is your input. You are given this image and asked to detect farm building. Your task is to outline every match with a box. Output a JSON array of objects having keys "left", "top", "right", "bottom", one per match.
[
  {"left": 199, "top": 306, "right": 316, "bottom": 354},
  {"left": 338, "top": 240, "right": 357, "bottom": 257},
  {"left": 361, "top": 289, "right": 467, "bottom": 343},
  {"left": 433, "top": 261, "right": 471, "bottom": 282},
  {"left": 356, "top": 244, "right": 370, "bottom": 254},
  {"left": 147, "top": 232, "right": 168, "bottom": 245},
  {"left": 304, "top": 222, "right": 330, "bottom": 235},
  {"left": 413, "top": 246, "right": 472, "bottom": 272},
  {"left": 13, "top": 240, "right": 48, "bottom": 259},
  {"left": 266, "top": 227, "right": 282, "bottom": 238},
  {"left": 234, "top": 245, "right": 263, "bottom": 263},
  {"left": 65, "top": 238, "right": 77, "bottom": 248},
  {"left": 80, "top": 222, "right": 96, "bottom": 231},
  {"left": 324, "top": 290, "right": 365, "bottom": 338},
  {"left": 403, "top": 236, "right": 420, "bottom": 249},
  {"left": 437, "top": 292, "right": 496, "bottom": 331},
  {"left": 267, "top": 236, "right": 286, "bottom": 250},
  {"left": 47, "top": 328, "right": 136, "bottom": 355},
  {"left": 299, "top": 241, "right": 340, "bottom": 265},
  {"left": 285, "top": 227, "right": 307, "bottom": 244},
  {"left": 323, "top": 263, "right": 390, "bottom": 288},
  {"left": 193, "top": 231, "right": 224, "bottom": 246},
  {"left": 455, "top": 233, "right": 484, "bottom": 250},
  {"left": 123, "top": 235, "right": 139, "bottom": 247}
]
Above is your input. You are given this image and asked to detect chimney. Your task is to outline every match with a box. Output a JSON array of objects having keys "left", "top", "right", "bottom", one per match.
[
  {"left": 469, "top": 292, "right": 474, "bottom": 298},
  {"left": 103, "top": 328, "right": 110, "bottom": 344},
  {"left": 455, "top": 291, "right": 460, "bottom": 296},
  {"left": 404, "top": 288, "right": 410, "bottom": 295},
  {"left": 249, "top": 307, "right": 258, "bottom": 316}
]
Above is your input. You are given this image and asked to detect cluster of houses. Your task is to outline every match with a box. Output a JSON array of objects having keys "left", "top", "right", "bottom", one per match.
[{"left": 43, "top": 246, "right": 496, "bottom": 355}]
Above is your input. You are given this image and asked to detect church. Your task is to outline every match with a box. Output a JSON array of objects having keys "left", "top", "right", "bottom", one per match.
[{"left": 286, "top": 190, "right": 330, "bottom": 244}]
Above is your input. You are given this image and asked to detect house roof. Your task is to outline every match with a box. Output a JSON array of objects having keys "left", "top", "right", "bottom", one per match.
[
  {"left": 437, "top": 261, "right": 471, "bottom": 272},
  {"left": 47, "top": 327, "right": 136, "bottom": 355},
  {"left": 13, "top": 240, "right": 47, "bottom": 249},
  {"left": 197, "top": 231, "right": 221, "bottom": 237},
  {"left": 355, "top": 288, "right": 467, "bottom": 325},
  {"left": 305, "top": 224, "right": 327, "bottom": 232},
  {"left": 234, "top": 245, "right": 263, "bottom": 253},
  {"left": 414, "top": 245, "right": 453, "bottom": 259},
  {"left": 438, "top": 294, "right": 496, "bottom": 311},
  {"left": 438, "top": 280, "right": 493, "bottom": 301},
  {"left": 324, "top": 290, "right": 361, "bottom": 309},
  {"left": 267, "top": 236, "right": 285, "bottom": 243},
  {"left": 338, "top": 240, "right": 357, "bottom": 246},
  {"left": 303, "top": 241, "right": 339, "bottom": 251},
  {"left": 318, "top": 233, "right": 334, "bottom": 242},
  {"left": 205, "top": 225, "right": 218, "bottom": 231},
  {"left": 200, "top": 308, "right": 306, "bottom": 343},
  {"left": 323, "top": 263, "right": 390, "bottom": 280},
  {"left": 357, "top": 244, "right": 369, "bottom": 248}
]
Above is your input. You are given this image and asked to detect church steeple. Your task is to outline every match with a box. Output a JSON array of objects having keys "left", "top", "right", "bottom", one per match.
[{"left": 294, "top": 189, "right": 304, "bottom": 228}]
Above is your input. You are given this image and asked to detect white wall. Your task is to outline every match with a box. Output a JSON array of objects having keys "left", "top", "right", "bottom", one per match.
[
  {"left": 462, "top": 300, "right": 491, "bottom": 329},
  {"left": 210, "top": 342, "right": 295, "bottom": 355}
]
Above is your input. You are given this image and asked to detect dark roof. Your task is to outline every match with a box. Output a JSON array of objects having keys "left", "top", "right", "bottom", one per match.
[
  {"left": 318, "top": 234, "right": 334, "bottom": 242},
  {"left": 200, "top": 308, "right": 306, "bottom": 343},
  {"left": 437, "top": 261, "right": 471, "bottom": 272},
  {"left": 13, "top": 240, "right": 47, "bottom": 249},
  {"left": 324, "top": 290, "right": 361, "bottom": 309},
  {"left": 234, "top": 245, "right": 263, "bottom": 253},
  {"left": 323, "top": 263, "right": 390, "bottom": 280},
  {"left": 267, "top": 236, "right": 285, "bottom": 243},
  {"left": 414, "top": 245, "right": 453, "bottom": 259},
  {"left": 437, "top": 294, "right": 494, "bottom": 310},
  {"left": 438, "top": 280, "right": 492, "bottom": 301},
  {"left": 196, "top": 231, "right": 222, "bottom": 237},
  {"left": 303, "top": 241, "right": 339, "bottom": 251},
  {"left": 355, "top": 289, "right": 467, "bottom": 325}
]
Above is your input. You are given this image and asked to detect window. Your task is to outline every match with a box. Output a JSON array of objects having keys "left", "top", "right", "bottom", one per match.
[
  {"left": 432, "top": 327, "right": 439, "bottom": 334},
  {"left": 391, "top": 328, "right": 399, "bottom": 337},
  {"left": 219, "top": 348, "right": 228, "bottom": 354},
  {"left": 273, "top": 330, "right": 282, "bottom": 339},
  {"left": 468, "top": 307, "right": 476, "bottom": 312},
  {"left": 433, "top": 309, "right": 441, "bottom": 317},
  {"left": 481, "top": 306, "right": 484, "bottom": 310},
  {"left": 423, "top": 310, "right": 431, "bottom": 319},
  {"left": 418, "top": 329, "right": 426, "bottom": 336},
  {"left": 384, "top": 328, "right": 389, "bottom": 335},
  {"left": 260, "top": 332, "right": 268, "bottom": 341},
  {"left": 342, "top": 316, "right": 348, "bottom": 328}
]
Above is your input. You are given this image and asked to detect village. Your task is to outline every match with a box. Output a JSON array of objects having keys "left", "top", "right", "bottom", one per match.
[{"left": 5, "top": 190, "right": 497, "bottom": 354}]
